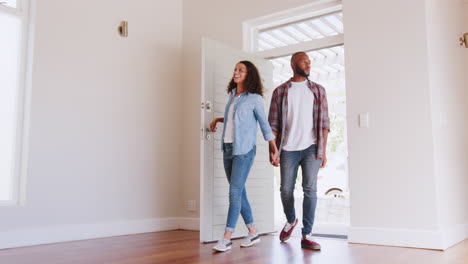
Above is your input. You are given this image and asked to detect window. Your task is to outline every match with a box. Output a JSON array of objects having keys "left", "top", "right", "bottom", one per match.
[
  {"left": 256, "top": 12, "right": 343, "bottom": 51},
  {"left": 0, "top": 0, "right": 33, "bottom": 205},
  {"left": 1, "top": 0, "right": 18, "bottom": 9}
]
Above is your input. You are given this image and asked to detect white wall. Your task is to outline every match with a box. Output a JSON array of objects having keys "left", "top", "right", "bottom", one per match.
[
  {"left": 0, "top": 0, "right": 184, "bottom": 249},
  {"left": 344, "top": 0, "right": 468, "bottom": 249},
  {"left": 180, "top": 0, "right": 314, "bottom": 219},
  {"left": 343, "top": 0, "right": 440, "bottom": 248},
  {"left": 425, "top": 0, "right": 468, "bottom": 248}
]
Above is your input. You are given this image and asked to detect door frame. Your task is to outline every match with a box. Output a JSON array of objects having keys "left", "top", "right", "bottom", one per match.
[{"left": 241, "top": 0, "right": 350, "bottom": 237}]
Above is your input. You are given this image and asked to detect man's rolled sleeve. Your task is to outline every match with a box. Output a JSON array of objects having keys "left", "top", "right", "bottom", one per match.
[
  {"left": 321, "top": 89, "right": 331, "bottom": 131},
  {"left": 268, "top": 89, "right": 280, "bottom": 133}
]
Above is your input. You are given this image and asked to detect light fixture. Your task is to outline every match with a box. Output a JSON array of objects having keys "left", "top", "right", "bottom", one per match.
[
  {"left": 118, "top": 21, "right": 128, "bottom": 37},
  {"left": 460, "top": 33, "right": 468, "bottom": 48}
]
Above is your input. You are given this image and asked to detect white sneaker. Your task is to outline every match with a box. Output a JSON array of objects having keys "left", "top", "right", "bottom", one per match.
[
  {"left": 213, "top": 238, "right": 232, "bottom": 252},
  {"left": 240, "top": 233, "right": 261, "bottom": 247}
]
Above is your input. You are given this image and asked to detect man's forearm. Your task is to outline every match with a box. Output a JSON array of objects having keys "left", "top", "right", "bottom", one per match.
[
  {"left": 322, "top": 129, "right": 329, "bottom": 155},
  {"left": 268, "top": 140, "right": 277, "bottom": 150},
  {"left": 270, "top": 131, "right": 278, "bottom": 151},
  {"left": 272, "top": 130, "right": 278, "bottom": 138}
]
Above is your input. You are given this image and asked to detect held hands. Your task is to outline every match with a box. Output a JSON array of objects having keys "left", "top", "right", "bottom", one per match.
[
  {"left": 269, "top": 148, "right": 279, "bottom": 167},
  {"left": 268, "top": 139, "right": 280, "bottom": 167}
]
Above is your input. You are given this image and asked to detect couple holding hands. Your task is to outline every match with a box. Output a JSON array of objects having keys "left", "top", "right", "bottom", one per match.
[{"left": 210, "top": 51, "right": 330, "bottom": 252}]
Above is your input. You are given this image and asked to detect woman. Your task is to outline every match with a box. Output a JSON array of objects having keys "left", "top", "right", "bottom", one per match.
[{"left": 210, "top": 61, "right": 279, "bottom": 252}]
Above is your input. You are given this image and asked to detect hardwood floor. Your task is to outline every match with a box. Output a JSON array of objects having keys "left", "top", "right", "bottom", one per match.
[{"left": 0, "top": 230, "right": 466, "bottom": 264}]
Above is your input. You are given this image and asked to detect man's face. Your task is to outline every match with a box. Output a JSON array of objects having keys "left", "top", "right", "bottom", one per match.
[{"left": 292, "top": 53, "right": 311, "bottom": 78}]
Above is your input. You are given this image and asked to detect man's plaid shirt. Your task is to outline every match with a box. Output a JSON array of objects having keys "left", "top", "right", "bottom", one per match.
[{"left": 268, "top": 79, "right": 330, "bottom": 160}]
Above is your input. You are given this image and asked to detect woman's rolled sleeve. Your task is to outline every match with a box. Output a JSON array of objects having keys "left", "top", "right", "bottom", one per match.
[{"left": 254, "top": 96, "right": 275, "bottom": 141}]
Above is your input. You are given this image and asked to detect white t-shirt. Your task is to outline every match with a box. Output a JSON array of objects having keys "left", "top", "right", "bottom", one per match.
[
  {"left": 282, "top": 80, "right": 316, "bottom": 151},
  {"left": 223, "top": 96, "right": 238, "bottom": 143}
]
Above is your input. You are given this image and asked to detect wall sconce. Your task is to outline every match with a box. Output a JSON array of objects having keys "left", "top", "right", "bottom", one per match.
[
  {"left": 460, "top": 33, "right": 468, "bottom": 48},
  {"left": 119, "top": 21, "right": 128, "bottom": 37}
]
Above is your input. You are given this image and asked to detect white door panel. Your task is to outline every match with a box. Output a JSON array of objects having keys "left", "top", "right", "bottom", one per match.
[{"left": 200, "top": 38, "right": 274, "bottom": 242}]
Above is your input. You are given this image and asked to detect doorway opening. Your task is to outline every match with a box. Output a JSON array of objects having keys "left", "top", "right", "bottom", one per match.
[{"left": 244, "top": 0, "right": 349, "bottom": 237}]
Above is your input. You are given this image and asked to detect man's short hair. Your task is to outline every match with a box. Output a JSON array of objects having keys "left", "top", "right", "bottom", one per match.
[{"left": 290, "top": 51, "right": 307, "bottom": 63}]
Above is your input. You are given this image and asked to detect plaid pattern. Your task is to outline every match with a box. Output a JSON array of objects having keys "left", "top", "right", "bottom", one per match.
[{"left": 268, "top": 79, "right": 330, "bottom": 160}]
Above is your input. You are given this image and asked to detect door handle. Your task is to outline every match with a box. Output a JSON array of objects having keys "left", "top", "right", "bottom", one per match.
[{"left": 205, "top": 127, "right": 212, "bottom": 140}]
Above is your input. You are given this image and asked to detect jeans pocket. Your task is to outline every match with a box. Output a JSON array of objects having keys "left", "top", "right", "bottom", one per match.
[
  {"left": 305, "top": 144, "right": 317, "bottom": 155},
  {"left": 223, "top": 143, "right": 233, "bottom": 154}
]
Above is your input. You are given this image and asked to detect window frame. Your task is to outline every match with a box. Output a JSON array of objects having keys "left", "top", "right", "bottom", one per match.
[
  {"left": 242, "top": 0, "right": 342, "bottom": 54},
  {"left": 0, "top": 0, "right": 35, "bottom": 206}
]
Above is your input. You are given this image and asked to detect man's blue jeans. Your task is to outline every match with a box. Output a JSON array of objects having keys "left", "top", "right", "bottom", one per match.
[
  {"left": 223, "top": 143, "right": 256, "bottom": 232},
  {"left": 280, "top": 144, "right": 321, "bottom": 236}
]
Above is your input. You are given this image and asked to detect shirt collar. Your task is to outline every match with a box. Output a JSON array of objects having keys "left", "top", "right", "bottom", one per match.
[
  {"left": 287, "top": 77, "right": 311, "bottom": 87},
  {"left": 286, "top": 78, "right": 319, "bottom": 98}
]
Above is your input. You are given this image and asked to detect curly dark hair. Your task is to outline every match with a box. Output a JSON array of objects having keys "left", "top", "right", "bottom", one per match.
[{"left": 227, "top": 61, "right": 264, "bottom": 96}]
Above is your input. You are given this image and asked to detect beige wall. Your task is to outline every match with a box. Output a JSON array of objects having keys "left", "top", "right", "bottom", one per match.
[
  {"left": 465, "top": 2, "right": 468, "bottom": 232},
  {"left": 0, "top": 0, "right": 183, "bottom": 246},
  {"left": 180, "top": 0, "right": 314, "bottom": 218}
]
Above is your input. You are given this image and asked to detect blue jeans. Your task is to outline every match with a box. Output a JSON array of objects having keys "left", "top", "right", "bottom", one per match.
[
  {"left": 223, "top": 143, "right": 256, "bottom": 232},
  {"left": 280, "top": 144, "right": 321, "bottom": 236}
]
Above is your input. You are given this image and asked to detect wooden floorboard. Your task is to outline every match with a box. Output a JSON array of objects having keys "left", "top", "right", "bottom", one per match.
[{"left": 0, "top": 230, "right": 467, "bottom": 264}]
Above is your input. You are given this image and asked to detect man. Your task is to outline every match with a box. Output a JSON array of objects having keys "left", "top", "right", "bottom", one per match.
[{"left": 268, "top": 51, "right": 330, "bottom": 250}]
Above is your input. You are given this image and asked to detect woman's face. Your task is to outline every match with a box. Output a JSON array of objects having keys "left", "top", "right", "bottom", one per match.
[{"left": 233, "top": 63, "right": 248, "bottom": 84}]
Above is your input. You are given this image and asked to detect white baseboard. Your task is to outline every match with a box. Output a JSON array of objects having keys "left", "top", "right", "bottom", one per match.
[
  {"left": 439, "top": 223, "right": 467, "bottom": 250},
  {"left": 0, "top": 217, "right": 199, "bottom": 250},
  {"left": 313, "top": 223, "right": 349, "bottom": 236},
  {"left": 349, "top": 226, "right": 443, "bottom": 250},
  {"left": 465, "top": 223, "right": 468, "bottom": 239},
  {"left": 176, "top": 217, "right": 200, "bottom": 231}
]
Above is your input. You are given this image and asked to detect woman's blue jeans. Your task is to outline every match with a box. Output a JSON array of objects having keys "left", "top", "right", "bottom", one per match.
[
  {"left": 223, "top": 143, "right": 256, "bottom": 233},
  {"left": 280, "top": 144, "right": 321, "bottom": 236}
]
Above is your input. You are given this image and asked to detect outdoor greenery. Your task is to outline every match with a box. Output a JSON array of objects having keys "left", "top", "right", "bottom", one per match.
[{"left": 329, "top": 111, "right": 346, "bottom": 153}]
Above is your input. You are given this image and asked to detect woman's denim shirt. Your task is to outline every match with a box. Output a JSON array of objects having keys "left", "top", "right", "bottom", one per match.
[{"left": 221, "top": 89, "right": 275, "bottom": 155}]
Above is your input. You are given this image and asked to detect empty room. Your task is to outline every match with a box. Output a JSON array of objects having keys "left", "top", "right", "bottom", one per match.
[{"left": 0, "top": 0, "right": 467, "bottom": 263}]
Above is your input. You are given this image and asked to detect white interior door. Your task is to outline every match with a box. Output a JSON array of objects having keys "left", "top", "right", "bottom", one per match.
[{"left": 200, "top": 38, "right": 274, "bottom": 242}]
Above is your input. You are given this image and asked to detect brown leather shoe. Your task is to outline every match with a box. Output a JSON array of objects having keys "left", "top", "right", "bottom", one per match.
[
  {"left": 301, "top": 235, "right": 321, "bottom": 250},
  {"left": 279, "top": 218, "right": 298, "bottom": 242}
]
